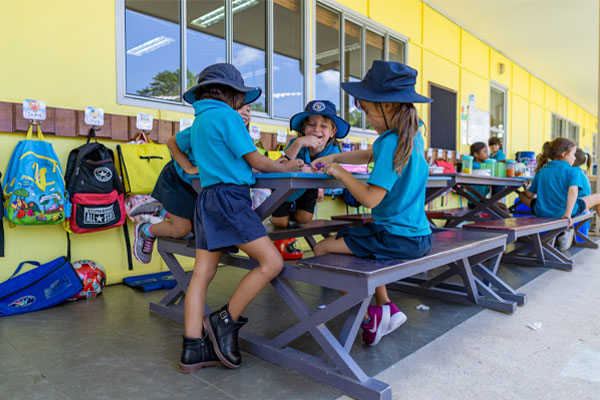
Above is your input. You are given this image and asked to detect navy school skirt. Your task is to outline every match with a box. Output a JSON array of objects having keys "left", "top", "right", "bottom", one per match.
[
  {"left": 151, "top": 161, "right": 197, "bottom": 220},
  {"left": 337, "top": 222, "right": 432, "bottom": 260},
  {"left": 194, "top": 183, "right": 267, "bottom": 253}
]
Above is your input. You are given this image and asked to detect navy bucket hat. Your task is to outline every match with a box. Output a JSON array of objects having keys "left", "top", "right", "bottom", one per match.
[
  {"left": 183, "top": 63, "right": 262, "bottom": 106},
  {"left": 341, "top": 61, "right": 432, "bottom": 104},
  {"left": 289, "top": 100, "right": 350, "bottom": 139}
]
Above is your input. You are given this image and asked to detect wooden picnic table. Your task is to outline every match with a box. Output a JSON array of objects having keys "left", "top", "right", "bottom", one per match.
[{"left": 152, "top": 172, "right": 517, "bottom": 400}]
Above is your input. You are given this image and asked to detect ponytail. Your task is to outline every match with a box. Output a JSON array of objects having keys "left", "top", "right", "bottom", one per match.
[
  {"left": 574, "top": 147, "right": 591, "bottom": 170},
  {"left": 389, "top": 103, "right": 420, "bottom": 175},
  {"left": 536, "top": 138, "right": 576, "bottom": 172}
]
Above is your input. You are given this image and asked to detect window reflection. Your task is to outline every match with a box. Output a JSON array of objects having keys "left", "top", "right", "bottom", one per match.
[
  {"left": 125, "top": 0, "right": 181, "bottom": 101},
  {"left": 233, "top": 0, "right": 267, "bottom": 112},
  {"left": 316, "top": 5, "right": 341, "bottom": 114},
  {"left": 273, "top": 0, "right": 303, "bottom": 118},
  {"left": 365, "top": 30, "right": 384, "bottom": 130},
  {"left": 388, "top": 37, "right": 405, "bottom": 63},
  {"left": 344, "top": 20, "right": 362, "bottom": 128},
  {"left": 187, "top": 0, "right": 226, "bottom": 91}
]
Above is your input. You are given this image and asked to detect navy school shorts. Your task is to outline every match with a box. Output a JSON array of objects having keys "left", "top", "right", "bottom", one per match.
[
  {"left": 194, "top": 183, "right": 267, "bottom": 253},
  {"left": 272, "top": 189, "right": 318, "bottom": 218},
  {"left": 336, "top": 222, "right": 433, "bottom": 260},
  {"left": 151, "top": 161, "right": 197, "bottom": 220},
  {"left": 530, "top": 198, "right": 586, "bottom": 218}
]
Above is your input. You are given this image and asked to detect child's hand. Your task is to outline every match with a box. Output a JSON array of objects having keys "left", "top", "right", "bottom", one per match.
[
  {"left": 301, "top": 164, "right": 313, "bottom": 173},
  {"left": 317, "top": 188, "right": 325, "bottom": 202},
  {"left": 323, "top": 162, "right": 345, "bottom": 179},
  {"left": 311, "top": 155, "right": 332, "bottom": 170},
  {"left": 283, "top": 159, "right": 304, "bottom": 172},
  {"left": 561, "top": 214, "right": 573, "bottom": 227},
  {"left": 185, "top": 166, "right": 199, "bottom": 175},
  {"left": 299, "top": 135, "right": 323, "bottom": 149}
]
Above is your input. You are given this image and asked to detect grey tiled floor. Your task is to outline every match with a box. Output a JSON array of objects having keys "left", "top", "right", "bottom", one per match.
[{"left": 1, "top": 246, "right": 582, "bottom": 400}]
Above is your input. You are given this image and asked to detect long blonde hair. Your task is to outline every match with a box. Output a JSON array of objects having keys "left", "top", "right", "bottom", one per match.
[{"left": 388, "top": 103, "right": 421, "bottom": 175}]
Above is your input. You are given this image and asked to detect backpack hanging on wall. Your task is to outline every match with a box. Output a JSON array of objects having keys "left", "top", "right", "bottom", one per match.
[
  {"left": 2, "top": 123, "right": 70, "bottom": 226},
  {"left": 0, "top": 172, "right": 4, "bottom": 257},
  {"left": 64, "top": 128, "right": 133, "bottom": 270}
]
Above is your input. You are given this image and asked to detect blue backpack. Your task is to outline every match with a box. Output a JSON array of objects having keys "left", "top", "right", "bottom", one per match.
[{"left": 3, "top": 124, "right": 70, "bottom": 225}]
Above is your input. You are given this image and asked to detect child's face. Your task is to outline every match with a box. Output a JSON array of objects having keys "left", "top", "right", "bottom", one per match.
[
  {"left": 563, "top": 146, "right": 576, "bottom": 165},
  {"left": 304, "top": 115, "right": 336, "bottom": 147},
  {"left": 237, "top": 104, "right": 251, "bottom": 126},
  {"left": 357, "top": 100, "right": 389, "bottom": 134},
  {"left": 489, "top": 144, "right": 500, "bottom": 153},
  {"left": 474, "top": 147, "right": 489, "bottom": 162}
]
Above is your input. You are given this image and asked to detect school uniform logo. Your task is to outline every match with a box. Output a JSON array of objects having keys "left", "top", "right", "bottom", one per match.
[
  {"left": 312, "top": 102, "right": 326, "bottom": 112},
  {"left": 93, "top": 167, "right": 112, "bottom": 183}
]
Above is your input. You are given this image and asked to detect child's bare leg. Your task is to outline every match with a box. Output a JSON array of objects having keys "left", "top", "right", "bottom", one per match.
[
  {"left": 271, "top": 215, "right": 289, "bottom": 228},
  {"left": 149, "top": 213, "right": 192, "bottom": 238},
  {"left": 228, "top": 236, "right": 284, "bottom": 320},
  {"left": 582, "top": 194, "right": 600, "bottom": 214},
  {"left": 184, "top": 249, "right": 221, "bottom": 338},
  {"left": 291, "top": 210, "right": 314, "bottom": 224},
  {"left": 518, "top": 191, "right": 533, "bottom": 208}
]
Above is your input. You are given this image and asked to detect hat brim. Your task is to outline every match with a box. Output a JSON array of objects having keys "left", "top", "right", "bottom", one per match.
[
  {"left": 341, "top": 81, "right": 432, "bottom": 104},
  {"left": 290, "top": 112, "right": 351, "bottom": 139},
  {"left": 183, "top": 79, "right": 262, "bottom": 105}
]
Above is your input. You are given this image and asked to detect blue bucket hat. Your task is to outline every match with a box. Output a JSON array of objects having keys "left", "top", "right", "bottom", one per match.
[
  {"left": 341, "top": 61, "right": 432, "bottom": 104},
  {"left": 289, "top": 100, "right": 350, "bottom": 139},
  {"left": 183, "top": 63, "right": 262, "bottom": 106}
]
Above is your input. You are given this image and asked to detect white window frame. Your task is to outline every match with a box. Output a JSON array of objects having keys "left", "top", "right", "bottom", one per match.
[
  {"left": 314, "top": 0, "right": 409, "bottom": 137},
  {"left": 551, "top": 113, "right": 579, "bottom": 145},
  {"left": 116, "top": 0, "right": 309, "bottom": 124},
  {"left": 489, "top": 81, "right": 508, "bottom": 151}
]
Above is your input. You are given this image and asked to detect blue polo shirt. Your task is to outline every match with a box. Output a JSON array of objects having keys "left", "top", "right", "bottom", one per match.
[
  {"left": 173, "top": 127, "right": 196, "bottom": 185},
  {"left": 368, "top": 130, "right": 431, "bottom": 237},
  {"left": 529, "top": 160, "right": 582, "bottom": 218},
  {"left": 574, "top": 166, "right": 591, "bottom": 197},
  {"left": 491, "top": 149, "right": 506, "bottom": 162},
  {"left": 189, "top": 100, "right": 257, "bottom": 187},
  {"left": 284, "top": 139, "right": 341, "bottom": 203}
]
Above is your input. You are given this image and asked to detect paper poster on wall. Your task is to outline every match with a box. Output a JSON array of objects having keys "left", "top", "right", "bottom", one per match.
[
  {"left": 460, "top": 102, "right": 468, "bottom": 145},
  {"left": 467, "top": 106, "right": 490, "bottom": 145}
]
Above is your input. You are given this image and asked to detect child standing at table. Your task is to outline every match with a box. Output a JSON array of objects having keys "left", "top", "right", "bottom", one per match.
[
  {"left": 271, "top": 100, "right": 350, "bottom": 259},
  {"left": 178, "top": 63, "right": 303, "bottom": 373},
  {"left": 488, "top": 137, "right": 506, "bottom": 161},
  {"left": 132, "top": 104, "right": 254, "bottom": 264},
  {"left": 311, "top": 61, "right": 433, "bottom": 346}
]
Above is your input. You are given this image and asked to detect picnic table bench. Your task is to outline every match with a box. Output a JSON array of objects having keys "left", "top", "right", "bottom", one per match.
[
  {"left": 152, "top": 228, "right": 519, "bottom": 400},
  {"left": 463, "top": 212, "right": 597, "bottom": 270}
]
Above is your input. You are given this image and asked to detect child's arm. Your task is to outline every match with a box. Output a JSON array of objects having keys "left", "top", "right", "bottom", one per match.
[
  {"left": 167, "top": 135, "right": 198, "bottom": 175},
  {"left": 311, "top": 149, "right": 372, "bottom": 168},
  {"left": 562, "top": 185, "right": 578, "bottom": 226},
  {"left": 323, "top": 163, "right": 386, "bottom": 208},
  {"left": 284, "top": 136, "right": 322, "bottom": 160},
  {"left": 244, "top": 150, "right": 304, "bottom": 173}
]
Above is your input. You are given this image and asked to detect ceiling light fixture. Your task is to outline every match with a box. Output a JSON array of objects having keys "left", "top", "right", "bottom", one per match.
[
  {"left": 191, "top": 0, "right": 259, "bottom": 29},
  {"left": 127, "top": 36, "right": 175, "bottom": 56}
]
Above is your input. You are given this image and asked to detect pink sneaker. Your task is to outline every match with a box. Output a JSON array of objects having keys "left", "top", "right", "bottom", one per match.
[
  {"left": 385, "top": 302, "right": 407, "bottom": 335},
  {"left": 361, "top": 305, "right": 390, "bottom": 346}
]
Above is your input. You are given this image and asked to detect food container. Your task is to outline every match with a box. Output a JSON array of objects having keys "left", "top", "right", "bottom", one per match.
[
  {"left": 429, "top": 166, "right": 445, "bottom": 174},
  {"left": 462, "top": 155, "right": 474, "bottom": 174},
  {"left": 495, "top": 161, "right": 506, "bottom": 177},
  {"left": 506, "top": 160, "right": 516, "bottom": 177},
  {"left": 482, "top": 159, "right": 497, "bottom": 177}
]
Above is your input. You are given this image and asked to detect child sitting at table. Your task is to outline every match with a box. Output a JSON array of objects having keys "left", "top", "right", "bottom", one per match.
[
  {"left": 573, "top": 148, "right": 592, "bottom": 198},
  {"left": 270, "top": 100, "right": 350, "bottom": 260},
  {"left": 467, "top": 142, "right": 491, "bottom": 208},
  {"left": 488, "top": 137, "right": 506, "bottom": 161},
  {"left": 311, "top": 61, "right": 433, "bottom": 346},
  {"left": 132, "top": 104, "right": 254, "bottom": 264},
  {"left": 178, "top": 63, "right": 303, "bottom": 373}
]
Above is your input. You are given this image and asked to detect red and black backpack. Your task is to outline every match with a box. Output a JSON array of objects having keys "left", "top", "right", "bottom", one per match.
[{"left": 64, "top": 128, "right": 132, "bottom": 268}]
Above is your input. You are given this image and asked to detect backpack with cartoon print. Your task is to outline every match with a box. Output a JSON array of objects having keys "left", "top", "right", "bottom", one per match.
[
  {"left": 3, "top": 124, "right": 70, "bottom": 226},
  {"left": 64, "top": 127, "right": 125, "bottom": 234}
]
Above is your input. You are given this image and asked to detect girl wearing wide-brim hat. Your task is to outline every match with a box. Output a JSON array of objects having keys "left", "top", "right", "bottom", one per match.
[
  {"left": 271, "top": 100, "right": 350, "bottom": 260},
  {"left": 311, "top": 61, "right": 433, "bottom": 346}
]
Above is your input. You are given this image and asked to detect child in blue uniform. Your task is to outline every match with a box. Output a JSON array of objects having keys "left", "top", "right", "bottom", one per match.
[
  {"left": 488, "top": 137, "right": 506, "bottom": 161},
  {"left": 132, "top": 105, "right": 254, "bottom": 264},
  {"left": 468, "top": 142, "right": 490, "bottom": 208},
  {"left": 178, "top": 63, "right": 304, "bottom": 373},
  {"left": 271, "top": 100, "right": 350, "bottom": 259},
  {"left": 311, "top": 61, "right": 433, "bottom": 346},
  {"left": 573, "top": 148, "right": 592, "bottom": 198}
]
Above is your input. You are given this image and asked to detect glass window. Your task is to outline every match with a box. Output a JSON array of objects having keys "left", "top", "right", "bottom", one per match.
[
  {"left": 344, "top": 20, "right": 362, "bottom": 128},
  {"left": 233, "top": 0, "right": 267, "bottom": 112},
  {"left": 186, "top": 1, "right": 226, "bottom": 92},
  {"left": 315, "top": 5, "right": 341, "bottom": 114},
  {"left": 273, "top": 0, "right": 304, "bottom": 118},
  {"left": 388, "top": 37, "right": 405, "bottom": 63},
  {"left": 490, "top": 86, "right": 505, "bottom": 145},
  {"left": 365, "top": 30, "right": 384, "bottom": 130},
  {"left": 125, "top": 0, "right": 181, "bottom": 101}
]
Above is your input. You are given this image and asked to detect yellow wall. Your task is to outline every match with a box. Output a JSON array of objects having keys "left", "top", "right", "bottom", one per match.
[{"left": 1, "top": 0, "right": 597, "bottom": 281}]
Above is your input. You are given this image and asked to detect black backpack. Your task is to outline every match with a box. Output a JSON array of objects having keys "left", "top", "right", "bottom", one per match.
[{"left": 64, "top": 128, "right": 132, "bottom": 269}]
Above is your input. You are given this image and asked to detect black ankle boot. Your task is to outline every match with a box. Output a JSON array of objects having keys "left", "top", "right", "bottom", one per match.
[
  {"left": 203, "top": 304, "right": 248, "bottom": 369},
  {"left": 179, "top": 335, "right": 220, "bottom": 373}
]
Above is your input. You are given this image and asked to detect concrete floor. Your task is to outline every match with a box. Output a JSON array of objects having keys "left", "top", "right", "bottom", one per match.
[{"left": 1, "top": 245, "right": 598, "bottom": 400}]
